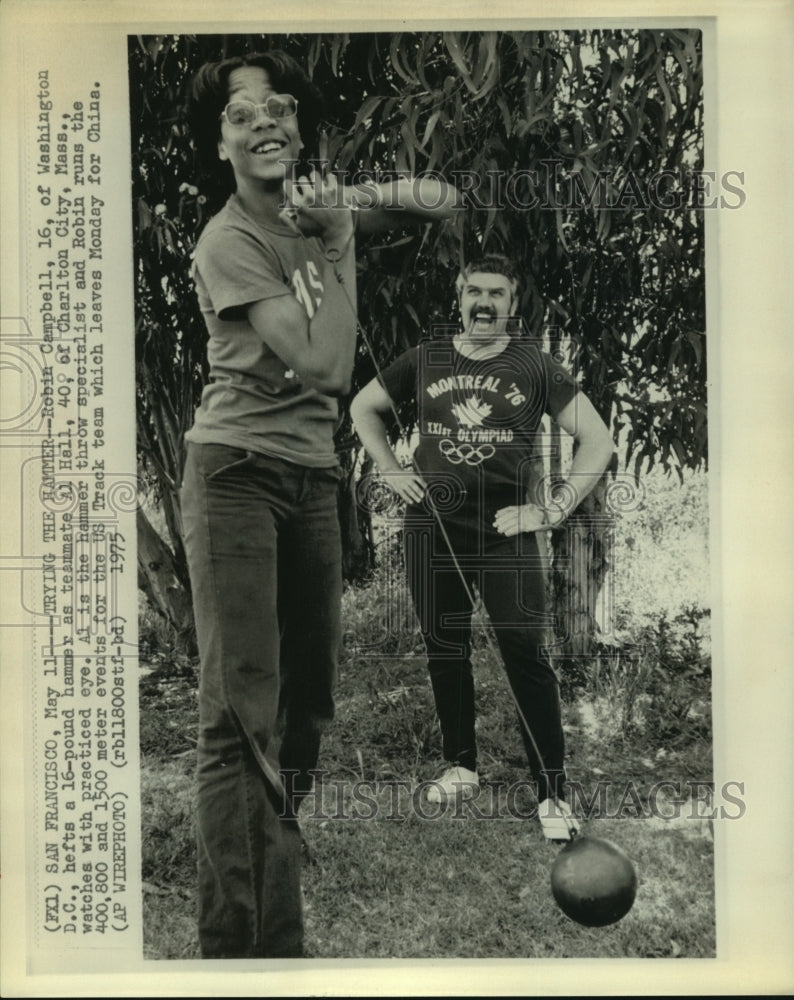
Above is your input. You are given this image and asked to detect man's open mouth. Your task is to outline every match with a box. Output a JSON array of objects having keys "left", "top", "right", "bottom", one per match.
[{"left": 472, "top": 310, "right": 497, "bottom": 325}]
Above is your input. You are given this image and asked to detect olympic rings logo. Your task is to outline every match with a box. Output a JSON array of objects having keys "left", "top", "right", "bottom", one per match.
[{"left": 439, "top": 438, "right": 496, "bottom": 466}]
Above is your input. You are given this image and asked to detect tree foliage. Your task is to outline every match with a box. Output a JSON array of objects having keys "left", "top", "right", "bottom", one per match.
[{"left": 130, "top": 29, "right": 706, "bottom": 637}]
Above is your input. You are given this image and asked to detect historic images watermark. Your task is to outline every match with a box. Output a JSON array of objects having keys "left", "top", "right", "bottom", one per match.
[
  {"left": 283, "top": 774, "right": 744, "bottom": 823},
  {"left": 289, "top": 162, "right": 746, "bottom": 212}
]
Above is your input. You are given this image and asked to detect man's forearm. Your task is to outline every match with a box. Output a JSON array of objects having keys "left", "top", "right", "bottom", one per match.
[
  {"left": 549, "top": 434, "right": 615, "bottom": 516},
  {"left": 350, "top": 404, "right": 402, "bottom": 472}
]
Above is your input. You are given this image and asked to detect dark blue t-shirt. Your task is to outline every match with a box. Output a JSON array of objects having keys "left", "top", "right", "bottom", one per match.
[{"left": 379, "top": 337, "right": 578, "bottom": 518}]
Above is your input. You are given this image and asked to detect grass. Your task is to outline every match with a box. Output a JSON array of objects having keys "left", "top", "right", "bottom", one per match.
[
  {"left": 139, "top": 469, "right": 715, "bottom": 960},
  {"left": 301, "top": 814, "right": 714, "bottom": 959}
]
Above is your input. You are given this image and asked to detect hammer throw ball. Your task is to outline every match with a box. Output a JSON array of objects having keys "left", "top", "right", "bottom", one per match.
[{"left": 550, "top": 835, "right": 637, "bottom": 927}]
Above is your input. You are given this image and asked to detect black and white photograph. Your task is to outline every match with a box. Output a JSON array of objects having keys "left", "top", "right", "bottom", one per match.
[
  {"left": 0, "top": 1, "right": 792, "bottom": 996},
  {"left": 132, "top": 27, "right": 715, "bottom": 961}
]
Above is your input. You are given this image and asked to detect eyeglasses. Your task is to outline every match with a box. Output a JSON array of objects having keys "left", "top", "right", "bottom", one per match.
[{"left": 220, "top": 95, "right": 299, "bottom": 126}]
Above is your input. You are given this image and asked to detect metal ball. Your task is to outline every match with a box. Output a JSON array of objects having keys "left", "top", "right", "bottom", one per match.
[{"left": 550, "top": 835, "right": 637, "bottom": 927}]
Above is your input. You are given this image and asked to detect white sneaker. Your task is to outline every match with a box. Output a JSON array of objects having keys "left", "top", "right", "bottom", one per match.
[
  {"left": 426, "top": 766, "right": 480, "bottom": 804},
  {"left": 537, "top": 797, "right": 580, "bottom": 841}
]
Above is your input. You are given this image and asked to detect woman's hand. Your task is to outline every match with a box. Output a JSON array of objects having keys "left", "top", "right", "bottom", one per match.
[
  {"left": 284, "top": 170, "right": 353, "bottom": 244},
  {"left": 493, "top": 503, "right": 564, "bottom": 536}
]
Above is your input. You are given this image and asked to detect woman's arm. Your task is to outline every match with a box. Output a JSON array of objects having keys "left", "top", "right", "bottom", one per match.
[
  {"left": 349, "top": 176, "right": 462, "bottom": 235},
  {"left": 248, "top": 174, "right": 357, "bottom": 396}
]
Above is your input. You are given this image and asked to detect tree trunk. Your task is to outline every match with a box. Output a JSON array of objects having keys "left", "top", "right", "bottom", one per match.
[
  {"left": 548, "top": 475, "right": 614, "bottom": 661},
  {"left": 136, "top": 505, "right": 196, "bottom": 654},
  {"left": 338, "top": 448, "right": 375, "bottom": 583}
]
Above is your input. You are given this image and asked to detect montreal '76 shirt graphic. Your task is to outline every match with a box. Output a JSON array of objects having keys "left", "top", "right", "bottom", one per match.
[{"left": 379, "top": 338, "right": 578, "bottom": 502}]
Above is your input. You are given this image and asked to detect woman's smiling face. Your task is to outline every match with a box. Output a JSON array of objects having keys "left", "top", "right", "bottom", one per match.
[{"left": 217, "top": 66, "right": 303, "bottom": 188}]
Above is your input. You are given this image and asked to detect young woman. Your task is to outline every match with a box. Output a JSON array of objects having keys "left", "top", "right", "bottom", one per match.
[{"left": 181, "top": 50, "right": 458, "bottom": 958}]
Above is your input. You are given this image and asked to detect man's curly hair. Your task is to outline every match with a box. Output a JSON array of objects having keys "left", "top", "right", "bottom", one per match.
[{"left": 456, "top": 253, "right": 523, "bottom": 301}]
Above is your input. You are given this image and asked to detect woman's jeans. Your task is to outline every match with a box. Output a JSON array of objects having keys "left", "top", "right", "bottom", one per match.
[
  {"left": 403, "top": 503, "right": 566, "bottom": 803},
  {"left": 181, "top": 443, "right": 342, "bottom": 958}
]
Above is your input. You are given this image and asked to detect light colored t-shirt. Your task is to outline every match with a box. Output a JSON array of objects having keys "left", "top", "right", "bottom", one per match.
[{"left": 185, "top": 194, "right": 341, "bottom": 467}]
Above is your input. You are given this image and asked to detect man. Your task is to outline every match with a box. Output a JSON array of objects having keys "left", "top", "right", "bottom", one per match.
[{"left": 350, "top": 253, "right": 614, "bottom": 840}]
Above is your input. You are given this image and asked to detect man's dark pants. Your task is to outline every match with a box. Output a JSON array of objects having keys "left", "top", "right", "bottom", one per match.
[{"left": 404, "top": 500, "right": 566, "bottom": 802}]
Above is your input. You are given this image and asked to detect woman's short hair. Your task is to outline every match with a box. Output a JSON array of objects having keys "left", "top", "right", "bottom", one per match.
[{"left": 186, "top": 50, "right": 324, "bottom": 179}]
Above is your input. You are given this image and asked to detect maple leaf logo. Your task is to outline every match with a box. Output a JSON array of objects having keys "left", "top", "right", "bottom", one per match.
[{"left": 451, "top": 396, "right": 492, "bottom": 427}]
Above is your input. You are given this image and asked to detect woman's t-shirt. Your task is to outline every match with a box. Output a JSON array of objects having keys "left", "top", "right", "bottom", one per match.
[{"left": 186, "top": 193, "right": 341, "bottom": 467}]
